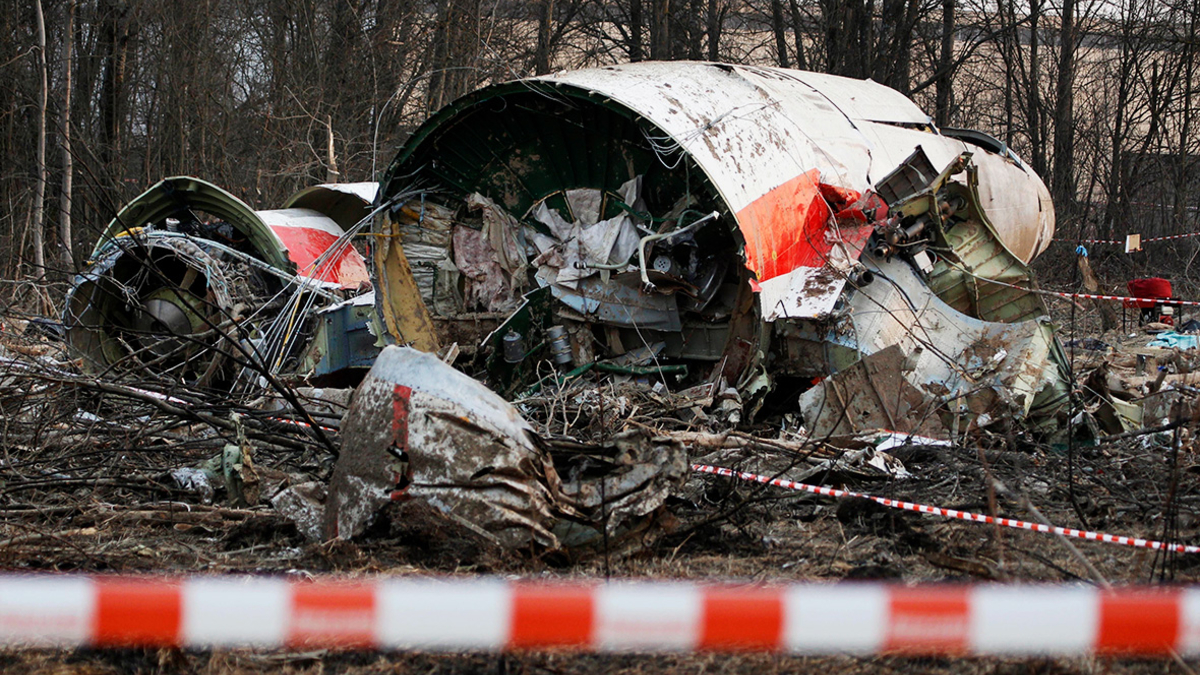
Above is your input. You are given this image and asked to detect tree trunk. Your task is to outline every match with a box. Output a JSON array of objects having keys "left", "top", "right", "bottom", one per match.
[
  {"left": 1026, "top": 0, "right": 1046, "bottom": 177},
  {"left": 32, "top": 0, "right": 47, "bottom": 280},
  {"left": 687, "top": 0, "right": 703, "bottom": 58},
  {"left": 1051, "top": 0, "right": 1076, "bottom": 221},
  {"left": 935, "top": 0, "right": 955, "bottom": 126},
  {"left": 535, "top": 0, "right": 555, "bottom": 74},
  {"left": 1002, "top": 0, "right": 1013, "bottom": 145},
  {"left": 325, "top": 115, "right": 339, "bottom": 183},
  {"left": 1174, "top": 0, "right": 1197, "bottom": 225},
  {"left": 650, "top": 0, "right": 670, "bottom": 59},
  {"left": 59, "top": 0, "right": 75, "bottom": 269},
  {"left": 630, "top": 0, "right": 644, "bottom": 61},
  {"left": 98, "top": 0, "right": 133, "bottom": 169},
  {"left": 771, "top": 0, "right": 790, "bottom": 67},
  {"left": 787, "top": 0, "right": 807, "bottom": 70},
  {"left": 706, "top": 0, "right": 721, "bottom": 60}
]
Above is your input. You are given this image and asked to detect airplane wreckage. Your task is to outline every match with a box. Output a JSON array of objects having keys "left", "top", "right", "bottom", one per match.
[{"left": 61, "top": 62, "right": 1075, "bottom": 548}]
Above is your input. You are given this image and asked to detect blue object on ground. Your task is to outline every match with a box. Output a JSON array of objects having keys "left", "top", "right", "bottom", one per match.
[{"left": 1147, "top": 331, "right": 1200, "bottom": 350}]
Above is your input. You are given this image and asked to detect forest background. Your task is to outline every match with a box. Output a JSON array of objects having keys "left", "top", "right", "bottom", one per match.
[{"left": 2, "top": 0, "right": 1198, "bottom": 294}]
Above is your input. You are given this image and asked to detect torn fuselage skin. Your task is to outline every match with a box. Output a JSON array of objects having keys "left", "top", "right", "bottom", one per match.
[{"left": 370, "top": 62, "right": 1065, "bottom": 433}]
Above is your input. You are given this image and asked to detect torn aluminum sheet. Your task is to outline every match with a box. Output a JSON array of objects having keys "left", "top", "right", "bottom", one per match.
[
  {"left": 320, "top": 345, "right": 687, "bottom": 551},
  {"left": 373, "top": 62, "right": 1066, "bottom": 432},
  {"left": 528, "top": 176, "right": 641, "bottom": 289},
  {"left": 799, "top": 249, "right": 1068, "bottom": 435},
  {"left": 797, "top": 152, "right": 1071, "bottom": 435},
  {"left": 549, "top": 429, "right": 689, "bottom": 554},
  {"left": 799, "top": 345, "right": 945, "bottom": 439}
]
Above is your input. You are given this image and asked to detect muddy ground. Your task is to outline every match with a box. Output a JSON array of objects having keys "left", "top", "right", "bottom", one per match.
[{"left": 3, "top": 252, "right": 1200, "bottom": 674}]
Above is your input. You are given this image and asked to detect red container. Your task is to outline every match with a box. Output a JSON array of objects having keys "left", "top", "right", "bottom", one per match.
[{"left": 1126, "top": 278, "right": 1172, "bottom": 308}]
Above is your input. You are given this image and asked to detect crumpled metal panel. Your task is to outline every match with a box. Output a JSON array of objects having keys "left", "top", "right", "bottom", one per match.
[
  {"left": 326, "top": 345, "right": 564, "bottom": 548},
  {"left": 95, "top": 176, "right": 293, "bottom": 270},
  {"left": 826, "top": 254, "right": 1068, "bottom": 430},
  {"left": 324, "top": 346, "right": 691, "bottom": 550},
  {"left": 94, "top": 176, "right": 371, "bottom": 289}
]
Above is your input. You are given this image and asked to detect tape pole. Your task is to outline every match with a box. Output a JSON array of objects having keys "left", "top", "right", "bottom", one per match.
[
  {"left": 0, "top": 575, "right": 1198, "bottom": 656},
  {"left": 694, "top": 464, "right": 1200, "bottom": 555}
]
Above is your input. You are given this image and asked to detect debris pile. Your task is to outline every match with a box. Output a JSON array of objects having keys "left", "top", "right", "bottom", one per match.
[{"left": 2, "top": 62, "right": 1200, "bottom": 673}]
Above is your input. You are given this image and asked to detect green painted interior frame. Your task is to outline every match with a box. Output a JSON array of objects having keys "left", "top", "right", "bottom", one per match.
[
  {"left": 94, "top": 176, "right": 293, "bottom": 272},
  {"left": 378, "top": 80, "right": 729, "bottom": 228},
  {"left": 374, "top": 78, "right": 740, "bottom": 357},
  {"left": 887, "top": 154, "right": 1049, "bottom": 325}
]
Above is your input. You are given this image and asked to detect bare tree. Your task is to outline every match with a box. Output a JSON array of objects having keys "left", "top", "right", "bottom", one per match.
[
  {"left": 58, "top": 0, "right": 75, "bottom": 269},
  {"left": 31, "top": 0, "right": 47, "bottom": 280},
  {"left": 772, "top": 0, "right": 790, "bottom": 67},
  {"left": 1051, "top": 0, "right": 1078, "bottom": 222},
  {"left": 934, "top": 0, "right": 955, "bottom": 126}
]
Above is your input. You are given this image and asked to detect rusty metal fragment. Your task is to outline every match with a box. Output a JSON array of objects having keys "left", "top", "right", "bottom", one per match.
[{"left": 799, "top": 345, "right": 944, "bottom": 438}]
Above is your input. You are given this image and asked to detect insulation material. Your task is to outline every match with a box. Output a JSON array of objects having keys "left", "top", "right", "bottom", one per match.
[
  {"left": 538, "top": 63, "right": 1055, "bottom": 314},
  {"left": 454, "top": 225, "right": 520, "bottom": 312},
  {"left": 467, "top": 193, "right": 527, "bottom": 278},
  {"left": 529, "top": 177, "right": 641, "bottom": 289},
  {"left": 392, "top": 200, "right": 459, "bottom": 314}
]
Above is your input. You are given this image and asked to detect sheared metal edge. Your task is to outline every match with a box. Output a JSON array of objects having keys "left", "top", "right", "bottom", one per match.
[
  {"left": 284, "top": 182, "right": 379, "bottom": 209},
  {"left": 377, "top": 63, "right": 1054, "bottom": 325},
  {"left": 831, "top": 253, "right": 1068, "bottom": 428},
  {"left": 283, "top": 182, "right": 380, "bottom": 233},
  {"left": 94, "top": 176, "right": 374, "bottom": 289}
]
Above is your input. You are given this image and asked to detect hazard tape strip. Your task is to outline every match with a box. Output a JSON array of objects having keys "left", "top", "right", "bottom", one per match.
[
  {"left": 966, "top": 274, "right": 1200, "bottom": 308},
  {"left": 1058, "top": 232, "right": 1200, "bottom": 245},
  {"left": 0, "top": 574, "right": 1197, "bottom": 655},
  {"left": 694, "top": 464, "right": 1200, "bottom": 554},
  {"left": 1043, "top": 289, "right": 1200, "bottom": 308}
]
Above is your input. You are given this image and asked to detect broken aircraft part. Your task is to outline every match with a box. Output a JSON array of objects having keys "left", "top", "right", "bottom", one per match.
[
  {"left": 372, "top": 62, "right": 1066, "bottom": 432},
  {"left": 65, "top": 176, "right": 376, "bottom": 387},
  {"left": 321, "top": 345, "right": 687, "bottom": 550}
]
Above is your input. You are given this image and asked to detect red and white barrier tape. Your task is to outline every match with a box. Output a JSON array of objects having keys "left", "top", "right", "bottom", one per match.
[
  {"left": 694, "top": 464, "right": 1200, "bottom": 555},
  {"left": 1059, "top": 232, "right": 1200, "bottom": 245},
  {"left": 1043, "top": 289, "right": 1200, "bottom": 308},
  {"left": 0, "top": 575, "right": 1197, "bottom": 656},
  {"left": 966, "top": 275, "right": 1200, "bottom": 308}
]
